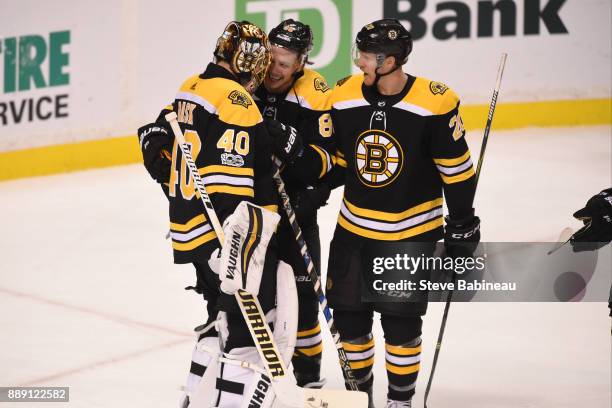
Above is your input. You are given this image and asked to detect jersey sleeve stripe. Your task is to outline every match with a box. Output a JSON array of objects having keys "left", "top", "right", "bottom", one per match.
[
  {"left": 335, "top": 155, "right": 347, "bottom": 168},
  {"left": 309, "top": 144, "right": 333, "bottom": 178},
  {"left": 433, "top": 150, "right": 471, "bottom": 166},
  {"left": 170, "top": 223, "right": 213, "bottom": 242},
  {"left": 440, "top": 167, "right": 475, "bottom": 184},
  {"left": 172, "top": 230, "right": 217, "bottom": 251},
  {"left": 170, "top": 214, "right": 207, "bottom": 232},
  {"left": 436, "top": 157, "right": 473, "bottom": 175}
]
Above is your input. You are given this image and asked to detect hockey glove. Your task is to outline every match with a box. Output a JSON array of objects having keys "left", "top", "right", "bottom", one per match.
[
  {"left": 570, "top": 188, "right": 612, "bottom": 252},
  {"left": 264, "top": 119, "right": 304, "bottom": 164},
  {"left": 292, "top": 184, "right": 331, "bottom": 220},
  {"left": 444, "top": 210, "right": 481, "bottom": 260},
  {"left": 137, "top": 122, "right": 173, "bottom": 183}
]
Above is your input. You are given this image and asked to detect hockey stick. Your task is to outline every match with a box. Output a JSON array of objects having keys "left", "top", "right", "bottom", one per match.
[
  {"left": 165, "top": 112, "right": 367, "bottom": 408},
  {"left": 270, "top": 156, "right": 360, "bottom": 391},
  {"left": 547, "top": 227, "right": 574, "bottom": 255},
  {"left": 424, "top": 53, "right": 507, "bottom": 408}
]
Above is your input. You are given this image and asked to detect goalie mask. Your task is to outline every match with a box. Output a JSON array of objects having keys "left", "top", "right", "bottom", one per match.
[
  {"left": 353, "top": 18, "right": 413, "bottom": 73},
  {"left": 214, "top": 21, "right": 272, "bottom": 93}
]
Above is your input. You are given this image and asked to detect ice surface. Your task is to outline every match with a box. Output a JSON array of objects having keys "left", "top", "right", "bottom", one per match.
[{"left": 0, "top": 126, "right": 610, "bottom": 407}]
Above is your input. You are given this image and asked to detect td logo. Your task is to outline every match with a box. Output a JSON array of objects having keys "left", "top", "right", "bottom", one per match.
[{"left": 236, "top": 0, "right": 352, "bottom": 83}]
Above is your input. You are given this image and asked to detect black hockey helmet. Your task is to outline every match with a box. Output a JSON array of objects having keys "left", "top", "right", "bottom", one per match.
[
  {"left": 214, "top": 21, "right": 272, "bottom": 92},
  {"left": 355, "top": 18, "right": 413, "bottom": 67},
  {"left": 268, "top": 19, "right": 313, "bottom": 66}
]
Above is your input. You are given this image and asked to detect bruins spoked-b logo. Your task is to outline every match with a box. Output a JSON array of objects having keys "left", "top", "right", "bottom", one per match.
[
  {"left": 355, "top": 130, "right": 403, "bottom": 188},
  {"left": 228, "top": 90, "right": 252, "bottom": 108}
]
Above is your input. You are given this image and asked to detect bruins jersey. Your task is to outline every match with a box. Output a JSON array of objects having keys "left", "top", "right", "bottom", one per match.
[
  {"left": 330, "top": 73, "right": 476, "bottom": 242},
  {"left": 156, "top": 63, "right": 278, "bottom": 263},
  {"left": 254, "top": 68, "right": 334, "bottom": 190}
]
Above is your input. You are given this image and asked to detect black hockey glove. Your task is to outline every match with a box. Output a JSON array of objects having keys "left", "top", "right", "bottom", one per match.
[
  {"left": 444, "top": 210, "right": 481, "bottom": 259},
  {"left": 264, "top": 119, "right": 304, "bottom": 164},
  {"left": 292, "top": 184, "right": 331, "bottom": 220},
  {"left": 570, "top": 188, "right": 612, "bottom": 252},
  {"left": 137, "top": 122, "right": 173, "bottom": 184}
]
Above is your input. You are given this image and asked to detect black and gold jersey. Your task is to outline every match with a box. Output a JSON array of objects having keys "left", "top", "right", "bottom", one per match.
[
  {"left": 330, "top": 73, "right": 476, "bottom": 242},
  {"left": 156, "top": 63, "right": 278, "bottom": 263},
  {"left": 254, "top": 68, "right": 334, "bottom": 189}
]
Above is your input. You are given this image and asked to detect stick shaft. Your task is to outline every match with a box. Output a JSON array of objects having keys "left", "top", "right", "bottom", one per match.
[
  {"left": 424, "top": 53, "right": 507, "bottom": 408},
  {"left": 271, "top": 157, "right": 360, "bottom": 391}
]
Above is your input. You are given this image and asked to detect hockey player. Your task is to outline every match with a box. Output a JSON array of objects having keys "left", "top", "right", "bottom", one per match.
[
  {"left": 323, "top": 19, "right": 480, "bottom": 407},
  {"left": 137, "top": 21, "right": 299, "bottom": 407},
  {"left": 569, "top": 188, "right": 612, "bottom": 316},
  {"left": 254, "top": 19, "right": 334, "bottom": 388}
]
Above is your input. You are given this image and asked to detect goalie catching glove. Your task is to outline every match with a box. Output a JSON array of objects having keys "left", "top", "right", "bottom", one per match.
[{"left": 208, "top": 201, "right": 281, "bottom": 296}]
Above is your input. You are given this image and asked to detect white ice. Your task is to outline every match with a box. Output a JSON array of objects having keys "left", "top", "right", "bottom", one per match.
[{"left": 0, "top": 126, "right": 610, "bottom": 407}]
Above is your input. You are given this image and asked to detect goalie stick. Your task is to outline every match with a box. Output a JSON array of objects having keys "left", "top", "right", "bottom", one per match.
[
  {"left": 270, "top": 156, "right": 360, "bottom": 391},
  {"left": 424, "top": 53, "right": 507, "bottom": 408},
  {"left": 165, "top": 112, "right": 367, "bottom": 408}
]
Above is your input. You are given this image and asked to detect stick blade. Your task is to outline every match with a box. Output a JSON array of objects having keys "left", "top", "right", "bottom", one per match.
[
  {"left": 547, "top": 227, "right": 574, "bottom": 255},
  {"left": 274, "top": 380, "right": 369, "bottom": 408}
]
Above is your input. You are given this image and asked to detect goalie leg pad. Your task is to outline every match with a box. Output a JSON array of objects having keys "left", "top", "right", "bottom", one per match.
[
  {"left": 217, "top": 201, "right": 281, "bottom": 297},
  {"left": 181, "top": 323, "right": 221, "bottom": 407}
]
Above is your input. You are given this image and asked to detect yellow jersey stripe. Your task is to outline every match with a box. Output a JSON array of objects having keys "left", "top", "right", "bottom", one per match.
[
  {"left": 336, "top": 156, "right": 347, "bottom": 168},
  {"left": 344, "top": 198, "right": 443, "bottom": 222},
  {"left": 172, "top": 230, "right": 217, "bottom": 251},
  {"left": 261, "top": 204, "right": 278, "bottom": 213},
  {"left": 441, "top": 167, "right": 475, "bottom": 184},
  {"left": 199, "top": 165, "right": 254, "bottom": 177},
  {"left": 310, "top": 144, "right": 329, "bottom": 178},
  {"left": 338, "top": 215, "right": 443, "bottom": 241},
  {"left": 297, "top": 323, "right": 321, "bottom": 338},
  {"left": 349, "top": 357, "right": 375, "bottom": 370},
  {"left": 170, "top": 214, "right": 207, "bottom": 232},
  {"left": 342, "top": 341, "right": 374, "bottom": 352},
  {"left": 433, "top": 150, "right": 471, "bottom": 166},
  {"left": 207, "top": 185, "right": 255, "bottom": 197},
  {"left": 386, "top": 362, "right": 420, "bottom": 375},
  {"left": 385, "top": 344, "right": 422, "bottom": 356},
  {"left": 295, "top": 343, "right": 323, "bottom": 357}
]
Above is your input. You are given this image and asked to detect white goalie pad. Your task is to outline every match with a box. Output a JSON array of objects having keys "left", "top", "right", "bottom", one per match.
[
  {"left": 188, "top": 261, "right": 298, "bottom": 408},
  {"left": 214, "top": 201, "right": 280, "bottom": 296},
  {"left": 270, "top": 260, "right": 298, "bottom": 366}
]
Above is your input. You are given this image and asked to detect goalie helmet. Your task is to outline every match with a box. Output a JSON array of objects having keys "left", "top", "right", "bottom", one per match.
[
  {"left": 214, "top": 21, "right": 272, "bottom": 93},
  {"left": 268, "top": 19, "right": 313, "bottom": 66},
  {"left": 354, "top": 18, "right": 413, "bottom": 67}
]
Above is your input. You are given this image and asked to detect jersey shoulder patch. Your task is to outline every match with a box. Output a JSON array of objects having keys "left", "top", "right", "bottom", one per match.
[
  {"left": 330, "top": 74, "right": 364, "bottom": 107},
  {"left": 177, "top": 75, "right": 261, "bottom": 127},
  {"left": 291, "top": 69, "right": 332, "bottom": 111},
  {"left": 401, "top": 77, "right": 459, "bottom": 115}
]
